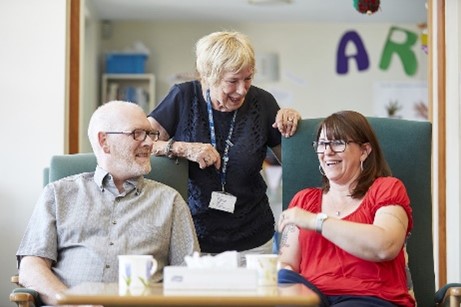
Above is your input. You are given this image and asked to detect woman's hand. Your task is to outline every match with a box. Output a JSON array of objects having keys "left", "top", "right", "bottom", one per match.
[
  {"left": 184, "top": 142, "right": 221, "bottom": 169},
  {"left": 151, "top": 138, "right": 221, "bottom": 169},
  {"left": 272, "top": 108, "right": 301, "bottom": 138},
  {"left": 277, "top": 207, "right": 316, "bottom": 232}
]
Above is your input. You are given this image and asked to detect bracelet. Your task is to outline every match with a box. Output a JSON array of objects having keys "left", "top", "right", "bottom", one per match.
[
  {"left": 165, "top": 138, "right": 175, "bottom": 158},
  {"left": 315, "top": 213, "right": 328, "bottom": 233}
]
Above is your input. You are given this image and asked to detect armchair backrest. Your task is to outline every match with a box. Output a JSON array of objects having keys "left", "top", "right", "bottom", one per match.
[
  {"left": 282, "top": 117, "right": 434, "bottom": 306},
  {"left": 43, "top": 153, "right": 189, "bottom": 201}
]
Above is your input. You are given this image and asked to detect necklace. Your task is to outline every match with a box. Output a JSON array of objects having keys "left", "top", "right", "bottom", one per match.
[{"left": 332, "top": 194, "right": 352, "bottom": 217}]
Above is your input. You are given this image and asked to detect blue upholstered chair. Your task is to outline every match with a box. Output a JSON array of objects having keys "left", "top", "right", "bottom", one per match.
[
  {"left": 281, "top": 117, "right": 460, "bottom": 306},
  {"left": 10, "top": 153, "right": 188, "bottom": 307}
]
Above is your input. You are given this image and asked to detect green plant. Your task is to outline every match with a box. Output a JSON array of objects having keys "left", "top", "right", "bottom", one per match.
[{"left": 386, "top": 100, "right": 402, "bottom": 117}]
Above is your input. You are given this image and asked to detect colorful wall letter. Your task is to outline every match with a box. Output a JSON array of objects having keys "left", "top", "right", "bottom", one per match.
[
  {"left": 379, "top": 26, "right": 418, "bottom": 76},
  {"left": 336, "top": 30, "right": 370, "bottom": 74}
]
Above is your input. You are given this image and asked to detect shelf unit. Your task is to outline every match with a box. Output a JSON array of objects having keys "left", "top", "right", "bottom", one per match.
[{"left": 101, "top": 73, "right": 156, "bottom": 114}]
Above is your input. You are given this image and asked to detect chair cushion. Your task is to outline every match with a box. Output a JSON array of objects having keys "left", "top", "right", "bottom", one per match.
[{"left": 46, "top": 153, "right": 189, "bottom": 201}]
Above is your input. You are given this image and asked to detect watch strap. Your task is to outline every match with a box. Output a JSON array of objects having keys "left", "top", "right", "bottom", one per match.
[{"left": 315, "top": 213, "right": 328, "bottom": 233}]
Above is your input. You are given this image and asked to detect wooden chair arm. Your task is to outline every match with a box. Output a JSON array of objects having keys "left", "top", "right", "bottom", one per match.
[
  {"left": 11, "top": 274, "right": 19, "bottom": 285},
  {"left": 9, "top": 291, "right": 34, "bottom": 307},
  {"left": 437, "top": 284, "right": 461, "bottom": 307},
  {"left": 445, "top": 286, "right": 461, "bottom": 307},
  {"left": 10, "top": 275, "right": 40, "bottom": 307}
]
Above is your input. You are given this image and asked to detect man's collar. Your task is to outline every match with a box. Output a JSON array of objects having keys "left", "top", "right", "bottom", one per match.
[{"left": 94, "top": 166, "right": 145, "bottom": 192}]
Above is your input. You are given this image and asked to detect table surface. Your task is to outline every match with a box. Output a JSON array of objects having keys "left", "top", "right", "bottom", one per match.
[{"left": 56, "top": 282, "right": 320, "bottom": 306}]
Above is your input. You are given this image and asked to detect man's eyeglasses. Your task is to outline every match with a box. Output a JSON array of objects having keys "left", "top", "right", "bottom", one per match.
[
  {"left": 312, "top": 140, "right": 356, "bottom": 154},
  {"left": 105, "top": 129, "right": 160, "bottom": 142}
]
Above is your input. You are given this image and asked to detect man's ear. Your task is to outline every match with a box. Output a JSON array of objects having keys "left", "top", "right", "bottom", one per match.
[{"left": 98, "top": 132, "right": 110, "bottom": 153}]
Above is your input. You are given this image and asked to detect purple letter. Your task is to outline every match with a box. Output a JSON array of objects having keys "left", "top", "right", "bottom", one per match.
[{"left": 336, "top": 30, "right": 369, "bottom": 74}]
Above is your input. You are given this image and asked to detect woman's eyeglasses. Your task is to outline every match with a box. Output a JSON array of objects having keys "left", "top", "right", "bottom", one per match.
[{"left": 312, "top": 140, "right": 356, "bottom": 154}]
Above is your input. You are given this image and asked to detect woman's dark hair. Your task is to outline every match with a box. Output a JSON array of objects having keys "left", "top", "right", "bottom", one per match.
[{"left": 315, "top": 110, "right": 392, "bottom": 198}]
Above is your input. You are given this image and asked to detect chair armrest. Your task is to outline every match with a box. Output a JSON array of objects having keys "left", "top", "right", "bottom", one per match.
[
  {"left": 10, "top": 275, "right": 42, "bottom": 307},
  {"left": 10, "top": 288, "right": 37, "bottom": 307},
  {"left": 11, "top": 274, "right": 19, "bottom": 285},
  {"left": 435, "top": 283, "right": 461, "bottom": 307}
]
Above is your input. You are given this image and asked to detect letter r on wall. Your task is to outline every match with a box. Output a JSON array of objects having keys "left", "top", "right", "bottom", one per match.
[{"left": 379, "top": 26, "right": 418, "bottom": 76}]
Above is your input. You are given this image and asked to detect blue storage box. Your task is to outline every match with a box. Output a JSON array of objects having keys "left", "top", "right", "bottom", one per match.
[{"left": 105, "top": 53, "right": 147, "bottom": 74}]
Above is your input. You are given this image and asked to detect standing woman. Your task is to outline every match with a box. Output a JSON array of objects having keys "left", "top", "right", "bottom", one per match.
[{"left": 148, "top": 31, "right": 300, "bottom": 259}]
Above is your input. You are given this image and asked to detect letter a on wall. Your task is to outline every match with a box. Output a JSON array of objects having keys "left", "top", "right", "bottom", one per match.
[
  {"left": 379, "top": 26, "right": 418, "bottom": 76},
  {"left": 336, "top": 30, "right": 369, "bottom": 75}
]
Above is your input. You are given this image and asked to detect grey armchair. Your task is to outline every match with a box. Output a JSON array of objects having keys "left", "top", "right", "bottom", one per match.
[
  {"left": 10, "top": 153, "right": 189, "bottom": 307},
  {"left": 281, "top": 117, "right": 460, "bottom": 306}
]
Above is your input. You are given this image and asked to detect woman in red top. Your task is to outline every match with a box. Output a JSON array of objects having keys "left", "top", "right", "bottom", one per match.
[{"left": 277, "top": 111, "right": 415, "bottom": 307}]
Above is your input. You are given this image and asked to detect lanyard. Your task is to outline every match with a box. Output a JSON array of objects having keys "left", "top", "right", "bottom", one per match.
[{"left": 205, "top": 89, "right": 237, "bottom": 192}]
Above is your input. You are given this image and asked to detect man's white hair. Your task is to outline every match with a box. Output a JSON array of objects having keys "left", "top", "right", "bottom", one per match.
[{"left": 87, "top": 101, "right": 143, "bottom": 155}]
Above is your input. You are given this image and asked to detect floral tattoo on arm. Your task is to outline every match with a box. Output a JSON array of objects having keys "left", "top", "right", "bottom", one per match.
[{"left": 279, "top": 224, "right": 296, "bottom": 256}]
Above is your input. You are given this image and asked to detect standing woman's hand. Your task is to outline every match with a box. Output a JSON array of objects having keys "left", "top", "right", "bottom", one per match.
[
  {"left": 148, "top": 116, "right": 221, "bottom": 169},
  {"left": 272, "top": 108, "right": 301, "bottom": 137},
  {"left": 184, "top": 142, "right": 221, "bottom": 169},
  {"left": 153, "top": 140, "right": 221, "bottom": 169}
]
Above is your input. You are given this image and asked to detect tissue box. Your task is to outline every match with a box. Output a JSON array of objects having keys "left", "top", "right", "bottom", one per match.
[
  {"left": 105, "top": 53, "right": 147, "bottom": 74},
  {"left": 163, "top": 266, "right": 257, "bottom": 290}
]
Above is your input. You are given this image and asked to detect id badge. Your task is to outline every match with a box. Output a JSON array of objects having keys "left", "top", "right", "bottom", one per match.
[{"left": 209, "top": 191, "right": 237, "bottom": 213}]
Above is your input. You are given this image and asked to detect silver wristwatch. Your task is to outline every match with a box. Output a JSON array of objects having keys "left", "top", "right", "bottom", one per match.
[{"left": 315, "top": 213, "right": 328, "bottom": 233}]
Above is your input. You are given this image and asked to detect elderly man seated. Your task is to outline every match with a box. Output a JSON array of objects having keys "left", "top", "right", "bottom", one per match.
[{"left": 16, "top": 100, "right": 200, "bottom": 305}]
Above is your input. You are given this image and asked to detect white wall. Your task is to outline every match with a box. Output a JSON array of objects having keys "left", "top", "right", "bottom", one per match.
[
  {"left": 444, "top": 0, "right": 461, "bottom": 283},
  {"left": 98, "top": 21, "right": 427, "bottom": 119},
  {"left": 0, "top": 0, "right": 67, "bottom": 305}
]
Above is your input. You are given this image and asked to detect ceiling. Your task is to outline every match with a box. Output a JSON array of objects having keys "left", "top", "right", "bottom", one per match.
[{"left": 90, "top": 0, "right": 427, "bottom": 24}]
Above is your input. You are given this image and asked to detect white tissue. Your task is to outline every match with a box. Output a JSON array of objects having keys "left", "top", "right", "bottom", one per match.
[
  {"left": 117, "top": 41, "right": 150, "bottom": 55},
  {"left": 131, "top": 41, "right": 150, "bottom": 55},
  {"left": 164, "top": 251, "right": 257, "bottom": 290},
  {"left": 184, "top": 251, "right": 239, "bottom": 268}
]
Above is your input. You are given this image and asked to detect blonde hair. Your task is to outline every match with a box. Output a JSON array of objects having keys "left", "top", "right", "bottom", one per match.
[{"left": 195, "top": 31, "right": 255, "bottom": 88}]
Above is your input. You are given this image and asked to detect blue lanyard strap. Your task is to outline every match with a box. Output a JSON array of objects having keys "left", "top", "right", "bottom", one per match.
[{"left": 206, "top": 89, "right": 237, "bottom": 192}]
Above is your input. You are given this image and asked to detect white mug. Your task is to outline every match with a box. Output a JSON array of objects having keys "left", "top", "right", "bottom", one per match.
[
  {"left": 245, "top": 254, "right": 279, "bottom": 286},
  {"left": 118, "top": 255, "right": 157, "bottom": 294}
]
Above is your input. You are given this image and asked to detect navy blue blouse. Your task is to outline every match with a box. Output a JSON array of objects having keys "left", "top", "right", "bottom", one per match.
[{"left": 149, "top": 80, "right": 281, "bottom": 253}]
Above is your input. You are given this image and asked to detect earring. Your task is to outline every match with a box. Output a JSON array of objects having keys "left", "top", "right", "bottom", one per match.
[{"left": 318, "top": 165, "right": 325, "bottom": 176}]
